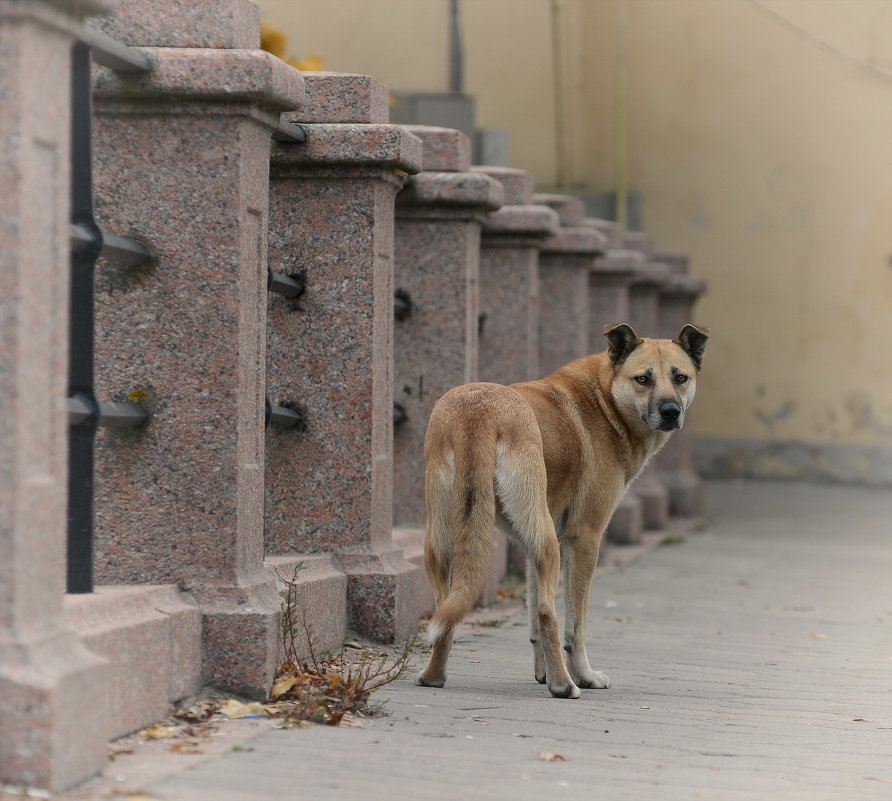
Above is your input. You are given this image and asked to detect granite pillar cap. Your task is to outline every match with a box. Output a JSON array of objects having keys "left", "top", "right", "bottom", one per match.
[
  {"left": 271, "top": 124, "right": 422, "bottom": 173},
  {"left": 87, "top": 0, "right": 260, "bottom": 48},
  {"left": 533, "top": 193, "right": 585, "bottom": 227},
  {"left": 622, "top": 230, "right": 654, "bottom": 256},
  {"left": 283, "top": 72, "right": 389, "bottom": 124},
  {"left": 592, "top": 247, "right": 646, "bottom": 277},
  {"left": 482, "top": 204, "right": 559, "bottom": 238},
  {"left": 630, "top": 260, "right": 673, "bottom": 287},
  {"left": 402, "top": 125, "right": 471, "bottom": 172},
  {"left": 397, "top": 171, "right": 503, "bottom": 211},
  {"left": 583, "top": 217, "right": 623, "bottom": 249},
  {"left": 93, "top": 47, "right": 305, "bottom": 110},
  {"left": 660, "top": 273, "right": 708, "bottom": 297},
  {"left": 652, "top": 252, "right": 690, "bottom": 275},
  {"left": 470, "top": 166, "right": 533, "bottom": 205},
  {"left": 541, "top": 226, "right": 608, "bottom": 255}
]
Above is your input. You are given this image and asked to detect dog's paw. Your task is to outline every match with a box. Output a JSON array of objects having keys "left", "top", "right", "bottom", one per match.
[
  {"left": 574, "top": 670, "right": 611, "bottom": 689},
  {"left": 415, "top": 670, "right": 446, "bottom": 688},
  {"left": 548, "top": 681, "right": 581, "bottom": 699}
]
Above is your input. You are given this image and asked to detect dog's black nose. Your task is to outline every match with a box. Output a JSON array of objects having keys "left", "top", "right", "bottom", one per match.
[{"left": 659, "top": 402, "right": 681, "bottom": 423}]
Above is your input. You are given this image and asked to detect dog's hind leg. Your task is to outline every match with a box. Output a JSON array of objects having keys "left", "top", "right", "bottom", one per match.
[
  {"left": 416, "top": 536, "right": 455, "bottom": 687},
  {"left": 496, "top": 444, "right": 579, "bottom": 699},
  {"left": 562, "top": 530, "right": 610, "bottom": 689}
]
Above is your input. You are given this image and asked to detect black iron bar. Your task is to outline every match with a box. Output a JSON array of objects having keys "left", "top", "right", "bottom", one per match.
[
  {"left": 80, "top": 24, "right": 152, "bottom": 72},
  {"left": 67, "top": 41, "right": 101, "bottom": 595},
  {"left": 272, "top": 119, "right": 307, "bottom": 144},
  {"left": 71, "top": 223, "right": 149, "bottom": 266}
]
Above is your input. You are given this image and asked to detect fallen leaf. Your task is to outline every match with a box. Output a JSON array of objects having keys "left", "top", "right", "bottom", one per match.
[
  {"left": 169, "top": 743, "right": 204, "bottom": 755},
  {"left": 219, "top": 699, "right": 267, "bottom": 719},
  {"left": 469, "top": 659, "right": 481, "bottom": 663},
  {"left": 853, "top": 718, "right": 867, "bottom": 722},
  {"left": 538, "top": 752, "right": 567, "bottom": 762},
  {"left": 811, "top": 633, "right": 827, "bottom": 639},
  {"left": 640, "top": 706, "right": 651, "bottom": 710},
  {"left": 340, "top": 715, "right": 364, "bottom": 728},
  {"left": 108, "top": 745, "right": 134, "bottom": 756},
  {"left": 270, "top": 675, "right": 298, "bottom": 698},
  {"left": 512, "top": 732, "right": 532, "bottom": 738},
  {"left": 135, "top": 725, "right": 177, "bottom": 739}
]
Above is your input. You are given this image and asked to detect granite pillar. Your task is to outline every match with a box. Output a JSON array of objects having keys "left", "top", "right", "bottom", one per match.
[
  {"left": 626, "top": 245, "right": 673, "bottom": 530},
  {"left": 654, "top": 253, "right": 708, "bottom": 516},
  {"left": 390, "top": 126, "right": 503, "bottom": 605},
  {"left": 0, "top": 0, "right": 113, "bottom": 790},
  {"left": 589, "top": 246, "right": 646, "bottom": 545},
  {"left": 475, "top": 167, "right": 559, "bottom": 386},
  {"left": 89, "top": 3, "right": 305, "bottom": 699},
  {"left": 534, "top": 194, "right": 607, "bottom": 375},
  {"left": 265, "top": 73, "right": 428, "bottom": 643}
]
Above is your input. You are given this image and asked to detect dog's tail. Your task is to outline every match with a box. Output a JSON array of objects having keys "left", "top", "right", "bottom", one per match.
[{"left": 424, "top": 431, "right": 498, "bottom": 645}]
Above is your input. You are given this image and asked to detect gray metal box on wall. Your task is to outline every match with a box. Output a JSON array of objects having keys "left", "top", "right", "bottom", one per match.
[{"left": 391, "top": 92, "right": 475, "bottom": 139}]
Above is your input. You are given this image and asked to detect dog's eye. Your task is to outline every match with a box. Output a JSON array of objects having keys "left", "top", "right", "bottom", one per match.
[
  {"left": 674, "top": 374, "right": 689, "bottom": 384},
  {"left": 634, "top": 375, "right": 649, "bottom": 385}
]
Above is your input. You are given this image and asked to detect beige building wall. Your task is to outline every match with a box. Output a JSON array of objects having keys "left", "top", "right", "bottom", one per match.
[{"left": 258, "top": 0, "right": 892, "bottom": 483}]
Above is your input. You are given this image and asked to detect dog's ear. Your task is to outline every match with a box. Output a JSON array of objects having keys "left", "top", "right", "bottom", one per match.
[
  {"left": 603, "top": 323, "right": 643, "bottom": 366},
  {"left": 674, "top": 324, "right": 710, "bottom": 370}
]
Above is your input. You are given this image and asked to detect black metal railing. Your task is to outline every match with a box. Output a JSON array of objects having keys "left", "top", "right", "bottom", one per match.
[{"left": 66, "top": 26, "right": 311, "bottom": 592}]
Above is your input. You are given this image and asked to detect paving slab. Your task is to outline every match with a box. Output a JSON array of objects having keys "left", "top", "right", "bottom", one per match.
[{"left": 74, "top": 481, "right": 892, "bottom": 800}]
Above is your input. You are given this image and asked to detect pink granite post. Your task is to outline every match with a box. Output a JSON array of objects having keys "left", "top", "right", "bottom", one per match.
[
  {"left": 392, "top": 127, "right": 501, "bottom": 527},
  {"left": 265, "top": 73, "right": 428, "bottom": 643},
  {"left": 654, "top": 253, "right": 708, "bottom": 516},
  {"left": 0, "top": 0, "right": 113, "bottom": 790},
  {"left": 88, "top": 1, "right": 305, "bottom": 699},
  {"left": 534, "top": 194, "right": 607, "bottom": 375},
  {"left": 626, "top": 241, "right": 673, "bottom": 530},
  {"left": 475, "top": 167, "right": 559, "bottom": 385},
  {"left": 589, "top": 244, "right": 646, "bottom": 545},
  {"left": 390, "top": 126, "right": 503, "bottom": 605}
]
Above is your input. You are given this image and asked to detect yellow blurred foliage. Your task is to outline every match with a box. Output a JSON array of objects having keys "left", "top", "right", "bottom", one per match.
[{"left": 260, "top": 20, "right": 324, "bottom": 72}]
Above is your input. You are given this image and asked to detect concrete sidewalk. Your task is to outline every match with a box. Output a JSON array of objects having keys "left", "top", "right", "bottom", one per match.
[{"left": 91, "top": 481, "right": 892, "bottom": 800}]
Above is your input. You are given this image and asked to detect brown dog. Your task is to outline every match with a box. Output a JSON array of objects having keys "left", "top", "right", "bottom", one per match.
[{"left": 416, "top": 322, "right": 709, "bottom": 698}]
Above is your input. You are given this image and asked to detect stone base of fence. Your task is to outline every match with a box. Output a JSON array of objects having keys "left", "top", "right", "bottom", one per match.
[{"left": 63, "top": 585, "right": 202, "bottom": 739}]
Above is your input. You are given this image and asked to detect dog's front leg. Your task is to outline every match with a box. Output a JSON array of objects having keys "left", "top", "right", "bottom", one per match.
[{"left": 563, "top": 534, "right": 610, "bottom": 689}]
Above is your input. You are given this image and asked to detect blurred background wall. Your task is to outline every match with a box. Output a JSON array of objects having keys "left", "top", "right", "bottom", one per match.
[{"left": 258, "top": 0, "right": 892, "bottom": 485}]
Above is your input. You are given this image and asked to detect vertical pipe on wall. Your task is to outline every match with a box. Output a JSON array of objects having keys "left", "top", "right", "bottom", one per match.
[{"left": 614, "top": 0, "right": 629, "bottom": 229}]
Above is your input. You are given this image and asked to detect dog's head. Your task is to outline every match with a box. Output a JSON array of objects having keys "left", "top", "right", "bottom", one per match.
[{"left": 604, "top": 322, "right": 709, "bottom": 433}]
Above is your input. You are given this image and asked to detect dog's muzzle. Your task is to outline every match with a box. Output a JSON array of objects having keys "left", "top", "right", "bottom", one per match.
[{"left": 657, "top": 401, "right": 682, "bottom": 431}]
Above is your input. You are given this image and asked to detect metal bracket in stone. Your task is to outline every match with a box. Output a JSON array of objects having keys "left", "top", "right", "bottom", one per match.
[
  {"left": 394, "top": 288, "right": 413, "bottom": 321},
  {"left": 68, "top": 395, "right": 148, "bottom": 429},
  {"left": 265, "top": 398, "right": 308, "bottom": 431},
  {"left": 267, "top": 265, "right": 306, "bottom": 304},
  {"left": 80, "top": 24, "right": 152, "bottom": 73},
  {"left": 70, "top": 223, "right": 149, "bottom": 267},
  {"left": 272, "top": 118, "right": 308, "bottom": 144},
  {"left": 393, "top": 403, "right": 408, "bottom": 426}
]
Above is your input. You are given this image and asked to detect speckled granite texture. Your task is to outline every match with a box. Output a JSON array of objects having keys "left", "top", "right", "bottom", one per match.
[
  {"left": 584, "top": 217, "right": 623, "bottom": 248},
  {"left": 0, "top": 0, "right": 114, "bottom": 791},
  {"left": 91, "top": 43, "right": 304, "bottom": 698},
  {"left": 393, "top": 162, "right": 501, "bottom": 529},
  {"left": 590, "top": 248, "right": 645, "bottom": 546},
  {"left": 533, "top": 192, "right": 585, "bottom": 227},
  {"left": 475, "top": 168, "right": 558, "bottom": 387},
  {"left": 403, "top": 124, "right": 472, "bottom": 171},
  {"left": 64, "top": 585, "right": 202, "bottom": 739},
  {"left": 655, "top": 270, "right": 708, "bottom": 515},
  {"left": 266, "top": 113, "right": 426, "bottom": 642},
  {"left": 627, "top": 259, "right": 674, "bottom": 529},
  {"left": 87, "top": 0, "right": 260, "bottom": 48},
  {"left": 539, "top": 224, "right": 607, "bottom": 377},
  {"left": 285, "top": 71, "right": 389, "bottom": 124}
]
